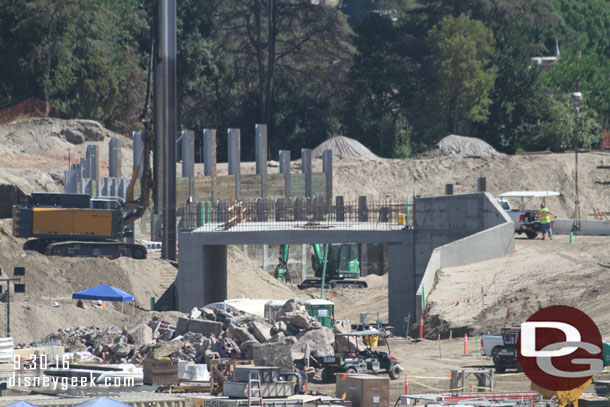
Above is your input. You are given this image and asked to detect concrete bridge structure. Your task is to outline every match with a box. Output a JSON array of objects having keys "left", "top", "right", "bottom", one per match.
[{"left": 177, "top": 192, "right": 515, "bottom": 330}]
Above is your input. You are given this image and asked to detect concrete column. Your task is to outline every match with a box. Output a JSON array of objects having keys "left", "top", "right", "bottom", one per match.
[
  {"left": 336, "top": 196, "right": 345, "bottom": 222},
  {"left": 388, "top": 242, "right": 415, "bottom": 330},
  {"left": 445, "top": 184, "right": 454, "bottom": 195},
  {"left": 132, "top": 131, "right": 144, "bottom": 179},
  {"left": 301, "top": 149, "right": 312, "bottom": 198},
  {"left": 81, "top": 178, "right": 93, "bottom": 196},
  {"left": 256, "top": 124, "right": 268, "bottom": 199},
  {"left": 204, "top": 129, "right": 217, "bottom": 203},
  {"left": 279, "top": 150, "right": 291, "bottom": 199},
  {"left": 109, "top": 138, "right": 122, "bottom": 178},
  {"left": 108, "top": 177, "right": 117, "bottom": 197},
  {"left": 302, "top": 244, "right": 308, "bottom": 281},
  {"left": 358, "top": 196, "right": 368, "bottom": 222},
  {"left": 360, "top": 243, "right": 368, "bottom": 277},
  {"left": 80, "top": 158, "right": 90, "bottom": 179},
  {"left": 64, "top": 170, "right": 78, "bottom": 193},
  {"left": 177, "top": 244, "right": 227, "bottom": 311},
  {"left": 477, "top": 177, "right": 486, "bottom": 192},
  {"left": 244, "top": 244, "right": 248, "bottom": 257},
  {"left": 86, "top": 145, "right": 99, "bottom": 182},
  {"left": 71, "top": 163, "right": 82, "bottom": 191},
  {"left": 322, "top": 149, "right": 333, "bottom": 203},
  {"left": 100, "top": 178, "right": 109, "bottom": 196},
  {"left": 228, "top": 128, "right": 241, "bottom": 200},
  {"left": 181, "top": 130, "right": 195, "bottom": 178},
  {"left": 263, "top": 244, "right": 269, "bottom": 272}
]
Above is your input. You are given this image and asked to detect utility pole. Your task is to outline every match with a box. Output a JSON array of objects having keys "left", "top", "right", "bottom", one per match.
[{"left": 571, "top": 91, "right": 583, "bottom": 233}]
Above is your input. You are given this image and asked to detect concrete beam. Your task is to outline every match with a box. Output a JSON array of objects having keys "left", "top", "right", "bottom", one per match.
[{"left": 182, "top": 229, "right": 411, "bottom": 246}]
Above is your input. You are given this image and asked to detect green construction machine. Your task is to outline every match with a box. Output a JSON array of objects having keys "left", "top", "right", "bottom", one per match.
[{"left": 274, "top": 243, "right": 367, "bottom": 289}]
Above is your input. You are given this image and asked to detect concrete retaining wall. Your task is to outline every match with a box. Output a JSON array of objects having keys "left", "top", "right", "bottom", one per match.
[{"left": 414, "top": 193, "right": 514, "bottom": 315}]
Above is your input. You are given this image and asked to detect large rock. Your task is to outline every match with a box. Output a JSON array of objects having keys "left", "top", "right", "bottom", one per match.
[
  {"left": 288, "top": 314, "right": 321, "bottom": 330},
  {"left": 240, "top": 340, "right": 258, "bottom": 360},
  {"left": 127, "top": 323, "right": 153, "bottom": 349},
  {"left": 228, "top": 325, "right": 257, "bottom": 343},
  {"left": 174, "top": 317, "right": 223, "bottom": 337},
  {"left": 175, "top": 317, "right": 190, "bottom": 336},
  {"left": 293, "top": 327, "right": 334, "bottom": 357},
  {"left": 333, "top": 324, "right": 366, "bottom": 352},
  {"left": 275, "top": 300, "right": 308, "bottom": 322},
  {"left": 252, "top": 341, "right": 294, "bottom": 371},
  {"left": 153, "top": 339, "right": 184, "bottom": 359},
  {"left": 250, "top": 320, "right": 273, "bottom": 342},
  {"left": 111, "top": 342, "right": 134, "bottom": 358},
  {"left": 187, "top": 319, "right": 223, "bottom": 337}
]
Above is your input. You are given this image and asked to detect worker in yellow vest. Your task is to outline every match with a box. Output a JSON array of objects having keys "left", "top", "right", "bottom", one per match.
[{"left": 538, "top": 204, "right": 553, "bottom": 240}]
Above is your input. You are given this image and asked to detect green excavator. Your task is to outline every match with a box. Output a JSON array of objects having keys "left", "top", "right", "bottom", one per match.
[{"left": 275, "top": 243, "right": 368, "bottom": 289}]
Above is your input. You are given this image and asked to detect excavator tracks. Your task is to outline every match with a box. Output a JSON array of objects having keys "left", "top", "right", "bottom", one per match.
[
  {"left": 297, "top": 279, "right": 368, "bottom": 289},
  {"left": 24, "top": 239, "right": 147, "bottom": 260}
]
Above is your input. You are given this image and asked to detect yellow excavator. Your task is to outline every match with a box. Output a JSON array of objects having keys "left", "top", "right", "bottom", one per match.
[{"left": 12, "top": 124, "right": 154, "bottom": 259}]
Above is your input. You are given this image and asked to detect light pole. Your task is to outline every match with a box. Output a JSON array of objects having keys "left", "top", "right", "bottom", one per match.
[
  {"left": 571, "top": 91, "right": 583, "bottom": 232},
  {"left": 1, "top": 267, "right": 26, "bottom": 338}
]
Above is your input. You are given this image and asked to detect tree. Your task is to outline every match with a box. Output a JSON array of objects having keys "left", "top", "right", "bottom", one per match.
[
  {"left": 342, "top": 13, "right": 416, "bottom": 157},
  {"left": 473, "top": 24, "right": 542, "bottom": 152},
  {"left": 213, "top": 0, "right": 354, "bottom": 142},
  {"left": 0, "top": 0, "right": 147, "bottom": 131},
  {"left": 427, "top": 14, "right": 496, "bottom": 135}
]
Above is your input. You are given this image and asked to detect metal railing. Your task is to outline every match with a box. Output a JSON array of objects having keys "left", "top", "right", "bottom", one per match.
[{"left": 177, "top": 197, "right": 413, "bottom": 232}]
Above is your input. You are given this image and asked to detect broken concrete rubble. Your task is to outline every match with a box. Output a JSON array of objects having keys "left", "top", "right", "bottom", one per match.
[{"left": 26, "top": 299, "right": 339, "bottom": 373}]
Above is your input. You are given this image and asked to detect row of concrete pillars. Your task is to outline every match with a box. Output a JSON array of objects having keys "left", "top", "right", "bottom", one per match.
[
  {"left": 172, "top": 126, "right": 333, "bottom": 202},
  {"left": 64, "top": 139, "right": 124, "bottom": 198}
]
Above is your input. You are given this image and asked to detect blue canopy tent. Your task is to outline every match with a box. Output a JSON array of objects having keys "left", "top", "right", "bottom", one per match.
[
  {"left": 7, "top": 401, "right": 40, "bottom": 407},
  {"left": 73, "top": 285, "right": 134, "bottom": 313},
  {"left": 75, "top": 397, "right": 132, "bottom": 407}
]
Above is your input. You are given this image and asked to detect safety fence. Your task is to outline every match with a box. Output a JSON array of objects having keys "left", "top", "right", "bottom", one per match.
[
  {"left": 177, "top": 197, "right": 413, "bottom": 232},
  {"left": 0, "top": 97, "right": 55, "bottom": 126}
]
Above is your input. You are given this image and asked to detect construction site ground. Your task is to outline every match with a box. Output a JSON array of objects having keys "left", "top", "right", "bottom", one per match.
[{"left": 1, "top": 119, "right": 610, "bottom": 397}]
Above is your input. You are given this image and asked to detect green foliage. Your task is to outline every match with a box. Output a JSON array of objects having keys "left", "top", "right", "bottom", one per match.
[
  {"left": 427, "top": 14, "right": 496, "bottom": 134},
  {"left": 473, "top": 24, "right": 542, "bottom": 153},
  {"left": 0, "top": 0, "right": 147, "bottom": 132},
  {"left": 0, "top": 0, "right": 608, "bottom": 156}
]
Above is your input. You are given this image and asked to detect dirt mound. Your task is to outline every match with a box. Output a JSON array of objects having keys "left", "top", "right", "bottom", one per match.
[
  {"left": 312, "top": 136, "right": 377, "bottom": 159},
  {"left": 0, "top": 118, "right": 133, "bottom": 193},
  {"left": 227, "top": 245, "right": 305, "bottom": 300},
  {"left": 435, "top": 134, "right": 498, "bottom": 158},
  {"left": 427, "top": 235, "right": 610, "bottom": 337}
]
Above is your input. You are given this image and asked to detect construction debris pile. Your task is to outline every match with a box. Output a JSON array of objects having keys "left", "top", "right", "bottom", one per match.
[{"left": 27, "top": 300, "right": 362, "bottom": 375}]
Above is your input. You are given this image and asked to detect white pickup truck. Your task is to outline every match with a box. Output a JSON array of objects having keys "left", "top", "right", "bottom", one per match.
[
  {"left": 498, "top": 191, "right": 560, "bottom": 239},
  {"left": 480, "top": 334, "right": 503, "bottom": 356}
]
